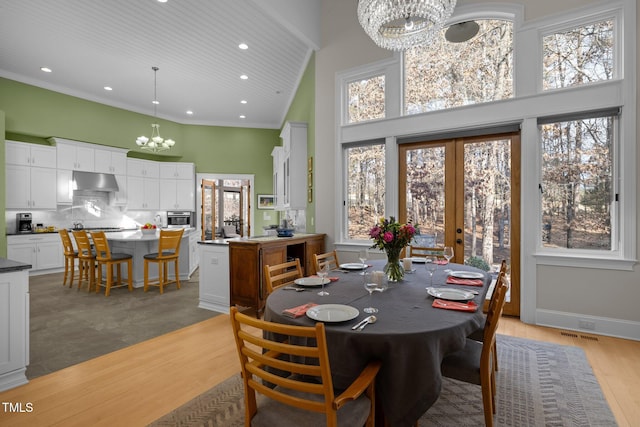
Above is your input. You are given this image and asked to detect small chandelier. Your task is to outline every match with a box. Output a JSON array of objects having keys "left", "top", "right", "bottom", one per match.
[
  {"left": 357, "top": 0, "right": 457, "bottom": 51},
  {"left": 135, "top": 66, "right": 176, "bottom": 152}
]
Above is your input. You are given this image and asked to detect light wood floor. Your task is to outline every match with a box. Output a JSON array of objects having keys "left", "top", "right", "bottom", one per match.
[{"left": 1, "top": 313, "right": 638, "bottom": 426}]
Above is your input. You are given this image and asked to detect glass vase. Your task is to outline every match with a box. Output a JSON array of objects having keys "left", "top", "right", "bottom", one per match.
[{"left": 384, "top": 247, "right": 405, "bottom": 282}]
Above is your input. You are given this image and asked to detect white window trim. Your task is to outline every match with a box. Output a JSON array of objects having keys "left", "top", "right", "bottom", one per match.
[{"left": 335, "top": 1, "right": 636, "bottom": 274}]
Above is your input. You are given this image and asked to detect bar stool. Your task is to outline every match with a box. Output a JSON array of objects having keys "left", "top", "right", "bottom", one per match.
[
  {"left": 143, "top": 228, "right": 185, "bottom": 294},
  {"left": 90, "top": 231, "right": 133, "bottom": 297},
  {"left": 72, "top": 230, "right": 96, "bottom": 292},
  {"left": 59, "top": 229, "right": 80, "bottom": 288}
]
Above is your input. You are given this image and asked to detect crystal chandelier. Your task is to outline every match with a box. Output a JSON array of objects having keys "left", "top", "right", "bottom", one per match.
[
  {"left": 135, "top": 66, "right": 176, "bottom": 152},
  {"left": 357, "top": 0, "right": 457, "bottom": 51}
]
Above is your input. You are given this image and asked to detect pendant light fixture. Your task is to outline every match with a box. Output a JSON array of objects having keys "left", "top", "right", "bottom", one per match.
[
  {"left": 135, "top": 66, "right": 175, "bottom": 152},
  {"left": 357, "top": 0, "right": 457, "bottom": 51}
]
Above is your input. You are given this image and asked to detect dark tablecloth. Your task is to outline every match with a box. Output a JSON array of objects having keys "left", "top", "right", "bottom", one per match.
[{"left": 264, "top": 260, "right": 491, "bottom": 427}]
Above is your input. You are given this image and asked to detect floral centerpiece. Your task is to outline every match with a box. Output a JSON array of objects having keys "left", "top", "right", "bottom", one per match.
[{"left": 369, "top": 216, "right": 417, "bottom": 282}]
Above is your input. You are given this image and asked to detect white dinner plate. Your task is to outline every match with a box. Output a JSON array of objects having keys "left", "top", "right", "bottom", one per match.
[
  {"left": 448, "top": 270, "right": 484, "bottom": 279},
  {"left": 410, "top": 257, "right": 427, "bottom": 263},
  {"left": 306, "top": 304, "right": 359, "bottom": 322},
  {"left": 339, "top": 263, "right": 367, "bottom": 270},
  {"left": 426, "top": 287, "right": 475, "bottom": 301},
  {"left": 294, "top": 277, "right": 330, "bottom": 287}
]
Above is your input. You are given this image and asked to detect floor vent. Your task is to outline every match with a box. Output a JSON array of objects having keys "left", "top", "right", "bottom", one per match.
[
  {"left": 580, "top": 335, "right": 599, "bottom": 341},
  {"left": 561, "top": 331, "right": 578, "bottom": 338}
]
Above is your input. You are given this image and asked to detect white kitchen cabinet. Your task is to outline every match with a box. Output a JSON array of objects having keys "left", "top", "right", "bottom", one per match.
[
  {"left": 189, "top": 230, "right": 200, "bottom": 275},
  {"left": 127, "top": 175, "right": 159, "bottom": 210},
  {"left": 160, "top": 162, "right": 194, "bottom": 179},
  {"left": 56, "top": 169, "right": 73, "bottom": 204},
  {"left": 273, "top": 122, "right": 307, "bottom": 209},
  {"left": 94, "top": 147, "right": 127, "bottom": 175},
  {"left": 127, "top": 158, "right": 159, "bottom": 178},
  {"left": 198, "top": 243, "right": 230, "bottom": 314},
  {"left": 160, "top": 178, "right": 195, "bottom": 210},
  {"left": 6, "top": 165, "right": 57, "bottom": 209},
  {"left": 55, "top": 140, "right": 94, "bottom": 171},
  {"left": 5, "top": 140, "right": 56, "bottom": 168},
  {"left": 0, "top": 268, "right": 30, "bottom": 392},
  {"left": 7, "top": 234, "right": 64, "bottom": 272}
]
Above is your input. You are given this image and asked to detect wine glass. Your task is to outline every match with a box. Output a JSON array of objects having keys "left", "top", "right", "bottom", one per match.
[
  {"left": 358, "top": 248, "right": 369, "bottom": 275},
  {"left": 442, "top": 246, "right": 454, "bottom": 273},
  {"left": 363, "top": 271, "right": 379, "bottom": 313},
  {"left": 317, "top": 263, "right": 330, "bottom": 296},
  {"left": 425, "top": 255, "right": 438, "bottom": 287}
]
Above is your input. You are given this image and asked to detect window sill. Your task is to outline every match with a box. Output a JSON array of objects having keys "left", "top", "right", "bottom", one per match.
[{"left": 533, "top": 252, "right": 636, "bottom": 271}]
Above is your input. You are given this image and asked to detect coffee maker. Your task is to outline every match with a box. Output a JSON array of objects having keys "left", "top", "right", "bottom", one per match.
[{"left": 16, "top": 212, "right": 33, "bottom": 234}]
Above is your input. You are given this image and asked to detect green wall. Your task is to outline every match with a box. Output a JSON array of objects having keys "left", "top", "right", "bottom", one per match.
[
  {"left": 0, "top": 110, "right": 5, "bottom": 256},
  {"left": 282, "top": 53, "right": 316, "bottom": 232}
]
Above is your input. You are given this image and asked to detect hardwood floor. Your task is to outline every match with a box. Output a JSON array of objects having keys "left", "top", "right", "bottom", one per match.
[{"left": 1, "top": 313, "right": 638, "bottom": 426}]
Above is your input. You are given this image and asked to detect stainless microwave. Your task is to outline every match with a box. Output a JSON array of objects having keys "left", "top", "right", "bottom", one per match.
[{"left": 166, "top": 211, "right": 195, "bottom": 228}]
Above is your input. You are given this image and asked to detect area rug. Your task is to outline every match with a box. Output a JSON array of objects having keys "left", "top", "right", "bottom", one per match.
[
  {"left": 148, "top": 335, "right": 617, "bottom": 427},
  {"left": 28, "top": 270, "right": 217, "bottom": 379}
]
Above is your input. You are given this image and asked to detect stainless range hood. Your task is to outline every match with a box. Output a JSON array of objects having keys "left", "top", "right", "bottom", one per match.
[{"left": 72, "top": 171, "right": 119, "bottom": 192}]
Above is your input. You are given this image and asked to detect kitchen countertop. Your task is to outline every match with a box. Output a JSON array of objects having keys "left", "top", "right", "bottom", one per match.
[
  {"left": 105, "top": 227, "right": 195, "bottom": 242},
  {"left": 0, "top": 258, "right": 32, "bottom": 272},
  {"left": 197, "top": 239, "right": 229, "bottom": 245}
]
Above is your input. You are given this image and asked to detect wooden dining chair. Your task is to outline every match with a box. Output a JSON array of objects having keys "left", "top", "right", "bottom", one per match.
[
  {"left": 90, "top": 231, "right": 133, "bottom": 297},
  {"left": 313, "top": 250, "right": 340, "bottom": 272},
  {"left": 143, "top": 228, "right": 185, "bottom": 294},
  {"left": 264, "top": 258, "right": 304, "bottom": 296},
  {"left": 440, "top": 272, "right": 509, "bottom": 427},
  {"left": 229, "top": 306, "right": 381, "bottom": 427},
  {"left": 59, "top": 229, "right": 80, "bottom": 288},
  {"left": 72, "top": 230, "right": 96, "bottom": 292},
  {"left": 408, "top": 245, "right": 445, "bottom": 258},
  {"left": 468, "top": 259, "right": 508, "bottom": 371}
]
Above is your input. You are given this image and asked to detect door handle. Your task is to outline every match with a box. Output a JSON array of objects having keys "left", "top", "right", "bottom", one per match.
[
  {"left": 456, "top": 238, "right": 462, "bottom": 244},
  {"left": 456, "top": 228, "right": 462, "bottom": 233}
]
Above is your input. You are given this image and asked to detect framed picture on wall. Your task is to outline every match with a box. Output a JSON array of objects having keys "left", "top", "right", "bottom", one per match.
[{"left": 258, "top": 194, "right": 275, "bottom": 209}]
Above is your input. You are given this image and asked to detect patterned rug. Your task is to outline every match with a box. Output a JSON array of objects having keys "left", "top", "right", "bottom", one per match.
[{"left": 148, "top": 335, "right": 617, "bottom": 427}]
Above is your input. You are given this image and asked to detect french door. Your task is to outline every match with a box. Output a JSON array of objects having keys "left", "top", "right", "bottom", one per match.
[
  {"left": 399, "top": 132, "right": 520, "bottom": 316},
  {"left": 201, "top": 179, "right": 216, "bottom": 240}
]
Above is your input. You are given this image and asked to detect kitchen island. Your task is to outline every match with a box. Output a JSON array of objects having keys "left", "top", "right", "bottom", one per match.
[
  {"left": 106, "top": 228, "right": 197, "bottom": 288},
  {"left": 0, "top": 258, "right": 32, "bottom": 391}
]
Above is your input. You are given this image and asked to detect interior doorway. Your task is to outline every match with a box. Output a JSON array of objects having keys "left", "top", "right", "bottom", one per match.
[
  {"left": 196, "top": 173, "right": 254, "bottom": 241},
  {"left": 399, "top": 132, "right": 520, "bottom": 316}
]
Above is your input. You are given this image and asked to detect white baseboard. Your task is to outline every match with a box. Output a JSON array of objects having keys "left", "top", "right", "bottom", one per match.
[{"left": 535, "top": 309, "right": 640, "bottom": 341}]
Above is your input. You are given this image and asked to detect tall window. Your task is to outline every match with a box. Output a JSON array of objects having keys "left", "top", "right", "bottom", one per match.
[
  {"left": 404, "top": 19, "right": 513, "bottom": 115},
  {"left": 347, "top": 75, "right": 385, "bottom": 124},
  {"left": 346, "top": 144, "right": 385, "bottom": 239},
  {"left": 542, "top": 19, "right": 614, "bottom": 90},
  {"left": 539, "top": 112, "right": 617, "bottom": 250}
]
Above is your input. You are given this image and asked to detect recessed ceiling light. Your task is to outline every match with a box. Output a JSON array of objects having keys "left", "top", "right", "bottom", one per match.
[
  {"left": 104, "top": 86, "right": 113, "bottom": 91},
  {"left": 239, "top": 115, "right": 246, "bottom": 119},
  {"left": 239, "top": 43, "right": 248, "bottom": 50},
  {"left": 241, "top": 100, "right": 247, "bottom": 104},
  {"left": 40, "top": 67, "right": 52, "bottom": 73},
  {"left": 157, "top": 0, "right": 168, "bottom": 3},
  {"left": 240, "top": 74, "right": 248, "bottom": 80},
  {"left": 186, "top": 110, "right": 193, "bottom": 115}
]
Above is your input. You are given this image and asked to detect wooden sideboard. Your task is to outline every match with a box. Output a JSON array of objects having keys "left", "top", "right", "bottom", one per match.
[{"left": 228, "top": 233, "right": 325, "bottom": 314}]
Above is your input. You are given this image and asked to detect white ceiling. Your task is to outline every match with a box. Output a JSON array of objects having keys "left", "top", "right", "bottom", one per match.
[{"left": 0, "top": 0, "right": 321, "bottom": 129}]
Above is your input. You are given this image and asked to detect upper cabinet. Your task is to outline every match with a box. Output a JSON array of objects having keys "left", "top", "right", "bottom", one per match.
[
  {"left": 127, "top": 158, "right": 160, "bottom": 178},
  {"left": 94, "top": 147, "right": 127, "bottom": 175},
  {"left": 275, "top": 122, "right": 307, "bottom": 209},
  {"left": 160, "top": 162, "right": 194, "bottom": 180},
  {"left": 54, "top": 140, "right": 95, "bottom": 171},
  {"left": 5, "top": 140, "right": 57, "bottom": 168}
]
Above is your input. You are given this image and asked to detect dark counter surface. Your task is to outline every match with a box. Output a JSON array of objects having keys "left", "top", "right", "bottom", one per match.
[{"left": 0, "top": 258, "right": 32, "bottom": 272}]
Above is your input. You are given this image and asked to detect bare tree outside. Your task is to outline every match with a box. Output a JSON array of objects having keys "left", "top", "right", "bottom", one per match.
[{"left": 346, "top": 144, "right": 385, "bottom": 239}]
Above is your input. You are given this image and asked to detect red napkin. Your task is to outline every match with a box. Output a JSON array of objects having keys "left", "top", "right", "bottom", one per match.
[
  {"left": 310, "top": 275, "right": 339, "bottom": 282},
  {"left": 282, "top": 302, "right": 318, "bottom": 318},
  {"left": 435, "top": 260, "right": 449, "bottom": 265},
  {"left": 432, "top": 299, "right": 478, "bottom": 312},
  {"left": 446, "top": 276, "right": 483, "bottom": 286}
]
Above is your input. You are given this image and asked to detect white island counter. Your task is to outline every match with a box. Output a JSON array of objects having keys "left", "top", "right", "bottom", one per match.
[{"left": 106, "top": 228, "right": 198, "bottom": 288}]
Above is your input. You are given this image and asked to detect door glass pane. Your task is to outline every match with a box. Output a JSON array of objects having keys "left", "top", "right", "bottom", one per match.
[
  {"left": 404, "top": 145, "right": 445, "bottom": 247},
  {"left": 463, "top": 139, "right": 511, "bottom": 273}
]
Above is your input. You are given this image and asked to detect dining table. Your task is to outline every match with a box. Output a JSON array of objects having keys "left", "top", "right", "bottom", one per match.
[{"left": 264, "top": 258, "right": 492, "bottom": 427}]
